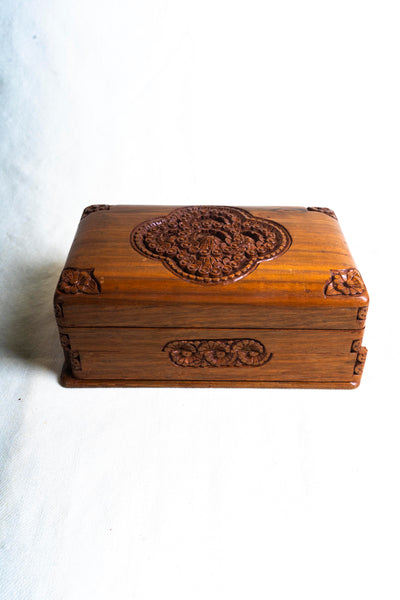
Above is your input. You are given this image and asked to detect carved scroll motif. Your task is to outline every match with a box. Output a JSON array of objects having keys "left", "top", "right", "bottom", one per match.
[
  {"left": 324, "top": 268, "right": 366, "bottom": 297},
  {"left": 57, "top": 268, "right": 101, "bottom": 295},
  {"left": 131, "top": 206, "right": 291, "bottom": 285},
  {"left": 81, "top": 205, "right": 110, "bottom": 219},
  {"left": 307, "top": 207, "right": 338, "bottom": 220},
  {"left": 163, "top": 338, "right": 272, "bottom": 368},
  {"left": 354, "top": 347, "right": 367, "bottom": 375}
]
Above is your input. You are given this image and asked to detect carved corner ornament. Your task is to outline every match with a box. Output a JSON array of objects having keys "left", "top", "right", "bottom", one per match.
[
  {"left": 324, "top": 268, "right": 366, "bottom": 297},
  {"left": 131, "top": 206, "right": 292, "bottom": 285},
  {"left": 69, "top": 350, "right": 82, "bottom": 371},
  {"left": 60, "top": 333, "right": 71, "bottom": 351},
  {"left": 54, "top": 303, "right": 64, "bottom": 320},
  {"left": 57, "top": 268, "right": 101, "bottom": 295},
  {"left": 163, "top": 338, "right": 272, "bottom": 368},
  {"left": 351, "top": 339, "right": 362, "bottom": 353},
  {"left": 307, "top": 207, "right": 338, "bottom": 220},
  {"left": 81, "top": 205, "right": 110, "bottom": 219},
  {"left": 357, "top": 306, "right": 368, "bottom": 321},
  {"left": 354, "top": 347, "right": 367, "bottom": 376}
]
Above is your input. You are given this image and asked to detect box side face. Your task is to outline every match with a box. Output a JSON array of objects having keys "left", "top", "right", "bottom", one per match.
[{"left": 54, "top": 205, "right": 368, "bottom": 329}]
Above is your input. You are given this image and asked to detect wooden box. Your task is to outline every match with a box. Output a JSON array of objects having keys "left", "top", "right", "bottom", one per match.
[{"left": 54, "top": 205, "right": 368, "bottom": 388}]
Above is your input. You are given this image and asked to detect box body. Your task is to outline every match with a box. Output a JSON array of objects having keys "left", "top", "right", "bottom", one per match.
[{"left": 54, "top": 205, "right": 368, "bottom": 388}]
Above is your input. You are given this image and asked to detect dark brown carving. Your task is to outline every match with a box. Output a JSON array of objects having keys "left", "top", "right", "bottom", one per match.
[
  {"left": 354, "top": 347, "right": 367, "bottom": 375},
  {"left": 131, "top": 206, "right": 291, "bottom": 285},
  {"left": 325, "top": 268, "right": 366, "bottom": 296},
  {"left": 81, "top": 205, "right": 110, "bottom": 219},
  {"left": 54, "top": 303, "right": 64, "bottom": 320},
  {"left": 69, "top": 351, "right": 82, "bottom": 371},
  {"left": 60, "top": 333, "right": 71, "bottom": 350},
  {"left": 57, "top": 268, "right": 101, "bottom": 295},
  {"left": 351, "top": 339, "right": 362, "bottom": 353},
  {"left": 357, "top": 306, "right": 368, "bottom": 321},
  {"left": 163, "top": 338, "right": 272, "bottom": 367},
  {"left": 307, "top": 207, "right": 338, "bottom": 220}
]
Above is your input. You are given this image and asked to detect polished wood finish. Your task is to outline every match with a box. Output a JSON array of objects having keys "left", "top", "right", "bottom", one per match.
[
  {"left": 54, "top": 205, "right": 369, "bottom": 388},
  {"left": 131, "top": 206, "right": 292, "bottom": 285},
  {"left": 60, "top": 363, "right": 362, "bottom": 389}
]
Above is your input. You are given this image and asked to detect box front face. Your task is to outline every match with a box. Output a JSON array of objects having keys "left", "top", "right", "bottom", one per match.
[
  {"left": 55, "top": 205, "right": 368, "bottom": 388},
  {"left": 58, "top": 326, "right": 366, "bottom": 385}
]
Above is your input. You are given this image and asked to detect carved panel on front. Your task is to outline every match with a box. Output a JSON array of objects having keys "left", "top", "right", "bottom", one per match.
[
  {"left": 131, "top": 206, "right": 291, "bottom": 285},
  {"left": 163, "top": 338, "right": 272, "bottom": 368}
]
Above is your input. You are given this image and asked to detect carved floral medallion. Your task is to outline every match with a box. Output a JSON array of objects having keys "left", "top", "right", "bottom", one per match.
[
  {"left": 131, "top": 206, "right": 291, "bottom": 284},
  {"left": 57, "top": 268, "right": 101, "bottom": 295},
  {"left": 325, "top": 268, "right": 366, "bottom": 296},
  {"left": 163, "top": 338, "right": 272, "bottom": 368}
]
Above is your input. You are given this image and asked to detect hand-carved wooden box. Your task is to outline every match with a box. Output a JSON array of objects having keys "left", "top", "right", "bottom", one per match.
[{"left": 54, "top": 205, "right": 368, "bottom": 388}]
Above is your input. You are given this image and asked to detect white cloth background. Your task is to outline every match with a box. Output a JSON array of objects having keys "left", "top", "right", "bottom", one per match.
[{"left": 1, "top": 1, "right": 399, "bottom": 599}]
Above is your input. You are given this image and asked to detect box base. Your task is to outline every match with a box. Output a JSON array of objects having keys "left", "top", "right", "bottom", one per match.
[{"left": 60, "top": 363, "right": 360, "bottom": 389}]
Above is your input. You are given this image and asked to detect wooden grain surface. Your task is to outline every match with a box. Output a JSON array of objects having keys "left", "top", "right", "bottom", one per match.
[
  {"left": 55, "top": 205, "right": 369, "bottom": 388},
  {"left": 60, "top": 362, "right": 362, "bottom": 389},
  {"left": 60, "top": 326, "right": 365, "bottom": 384},
  {"left": 62, "top": 326, "right": 362, "bottom": 354},
  {"left": 54, "top": 206, "right": 369, "bottom": 329},
  {"left": 57, "top": 302, "right": 366, "bottom": 330},
  {"left": 73, "top": 352, "right": 358, "bottom": 382}
]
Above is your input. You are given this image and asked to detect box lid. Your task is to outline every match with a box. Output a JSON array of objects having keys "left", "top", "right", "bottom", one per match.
[{"left": 54, "top": 205, "right": 368, "bottom": 330}]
